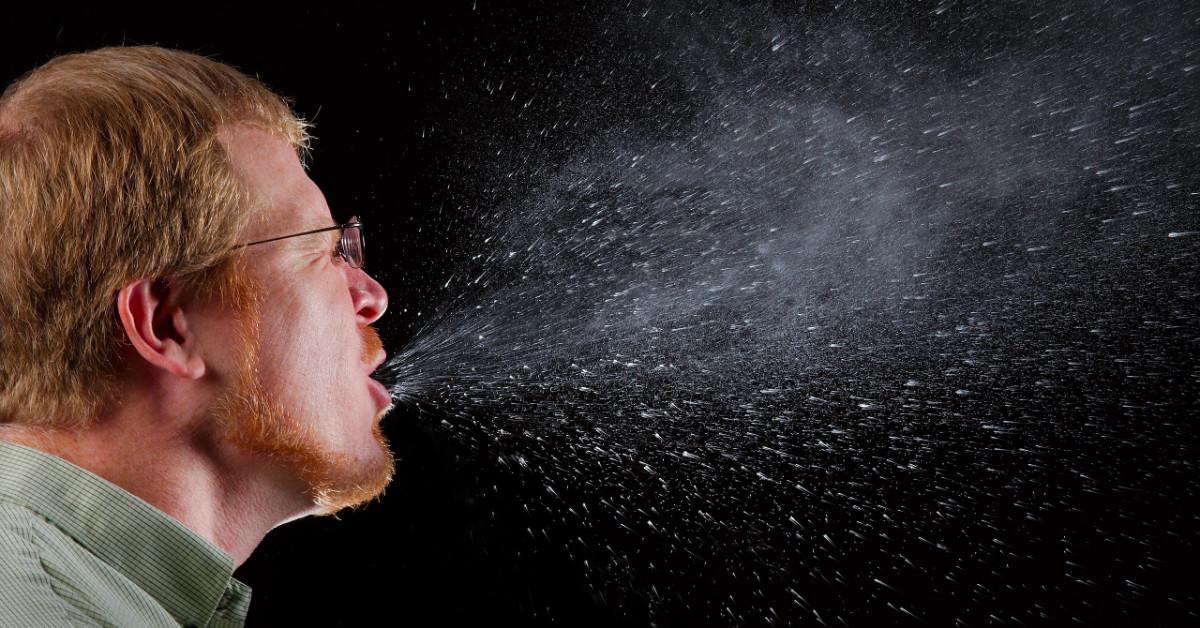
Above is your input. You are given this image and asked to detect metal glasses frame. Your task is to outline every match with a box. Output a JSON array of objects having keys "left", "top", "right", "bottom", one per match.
[{"left": 234, "top": 216, "right": 365, "bottom": 268}]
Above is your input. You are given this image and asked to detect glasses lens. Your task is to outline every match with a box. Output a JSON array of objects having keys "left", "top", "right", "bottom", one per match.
[{"left": 342, "top": 217, "right": 364, "bottom": 268}]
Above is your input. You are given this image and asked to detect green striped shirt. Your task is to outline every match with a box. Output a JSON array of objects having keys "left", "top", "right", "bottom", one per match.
[{"left": 0, "top": 441, "right": 251, "bottom": 627}]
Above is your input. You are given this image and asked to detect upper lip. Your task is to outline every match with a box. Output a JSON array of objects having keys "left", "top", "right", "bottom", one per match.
[{"left": 368, "top": 352, "right": 387, "bottom": 374}]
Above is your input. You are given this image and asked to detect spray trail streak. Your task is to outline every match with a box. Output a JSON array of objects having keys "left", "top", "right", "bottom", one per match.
[{"left": 379, "top": 1, "right": 1198, "bottom": 625}]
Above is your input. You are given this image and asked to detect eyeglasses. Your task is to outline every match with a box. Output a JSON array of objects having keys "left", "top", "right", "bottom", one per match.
[{"left": 235, "top": 216, "right": 365, "bottom": 269}]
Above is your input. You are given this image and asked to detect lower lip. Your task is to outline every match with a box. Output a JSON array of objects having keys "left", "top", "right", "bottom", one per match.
[{"left": 368, "top": 377, "right": 392, "bottom": 410}]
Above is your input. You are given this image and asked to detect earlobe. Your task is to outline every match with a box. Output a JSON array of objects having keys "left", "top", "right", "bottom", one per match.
[{"left": 116, "top": 278, "right": 206, "bottom": 380}]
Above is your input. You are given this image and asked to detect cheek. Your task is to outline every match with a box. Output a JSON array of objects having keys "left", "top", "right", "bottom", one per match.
[{"left": 259, "top": 282, "right": 359, "bottom": 408}]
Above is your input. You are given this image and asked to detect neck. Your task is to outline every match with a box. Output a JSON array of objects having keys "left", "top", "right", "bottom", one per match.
[{"left": 0, "top": 410, "right": 314, "bottom": 568}]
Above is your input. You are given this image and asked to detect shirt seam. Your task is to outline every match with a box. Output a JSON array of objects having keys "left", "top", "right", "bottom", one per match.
[{"left": 0, "top": 500, "right": 99, "bottom": 626}]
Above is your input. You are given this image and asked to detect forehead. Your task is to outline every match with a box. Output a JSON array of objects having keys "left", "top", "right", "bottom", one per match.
[{"left": 217, "top": 124, "right": 332, "bottom": 241}]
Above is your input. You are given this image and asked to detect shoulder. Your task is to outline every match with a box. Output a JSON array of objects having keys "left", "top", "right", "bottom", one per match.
[
  {"left": 0, "top": 500, "right": 57, "bottom": 579},
  {"left": 0, "top": 501, "right": 98, "bottom": 626}
]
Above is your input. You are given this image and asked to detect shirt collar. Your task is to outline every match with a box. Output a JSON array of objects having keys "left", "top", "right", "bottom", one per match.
[{"left": 0, "top": 440, "right": 251, "bottom": 627}]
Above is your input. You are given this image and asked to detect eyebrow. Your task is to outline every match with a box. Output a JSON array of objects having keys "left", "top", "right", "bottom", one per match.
[
  {"left": 239, "top": 221, "right": 340, "bottom": 248},
  {"left": 298, "top": 226, "right": 340, "bottom": 251}
]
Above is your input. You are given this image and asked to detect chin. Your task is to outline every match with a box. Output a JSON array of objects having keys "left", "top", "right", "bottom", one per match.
[{"left": 309, "top": 422, "right": 395, "bottom": 515}]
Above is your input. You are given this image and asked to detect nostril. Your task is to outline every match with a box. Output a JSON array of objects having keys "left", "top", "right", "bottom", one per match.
[{"left": 352, "top": 270, "right": 388, "bottom": 324}]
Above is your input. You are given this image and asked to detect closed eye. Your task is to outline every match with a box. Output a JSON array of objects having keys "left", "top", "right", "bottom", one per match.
[{"left": 329, "top": 232, "right": 346, "bottom": 264}]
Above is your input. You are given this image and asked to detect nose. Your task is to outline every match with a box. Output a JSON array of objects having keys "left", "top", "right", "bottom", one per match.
[{"left": 349, "top": 268, "right": 388, "bottom": 325}]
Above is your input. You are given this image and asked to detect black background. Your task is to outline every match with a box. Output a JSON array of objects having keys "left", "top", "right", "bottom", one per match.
[{"left": 3, "top": 2, "right": 1196, "bottom": 627}]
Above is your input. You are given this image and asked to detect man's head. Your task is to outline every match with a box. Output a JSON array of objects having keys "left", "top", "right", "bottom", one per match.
[{"left": 0, "top": 46, "right": 393, "bottom": 513}]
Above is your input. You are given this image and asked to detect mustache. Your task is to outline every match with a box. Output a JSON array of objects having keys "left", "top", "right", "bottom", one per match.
[{"left": 360, "top": 324, "right": 384, "bottom": 367}]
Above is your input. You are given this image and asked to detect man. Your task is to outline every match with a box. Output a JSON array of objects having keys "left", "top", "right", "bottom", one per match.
[{"left": 0, "top": 46, "right": 394, "bottom": 626}]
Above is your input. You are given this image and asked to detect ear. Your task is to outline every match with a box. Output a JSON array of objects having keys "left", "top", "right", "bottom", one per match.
[{"left": 116, "top": 278, "right": 206, "bottom": 380}]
